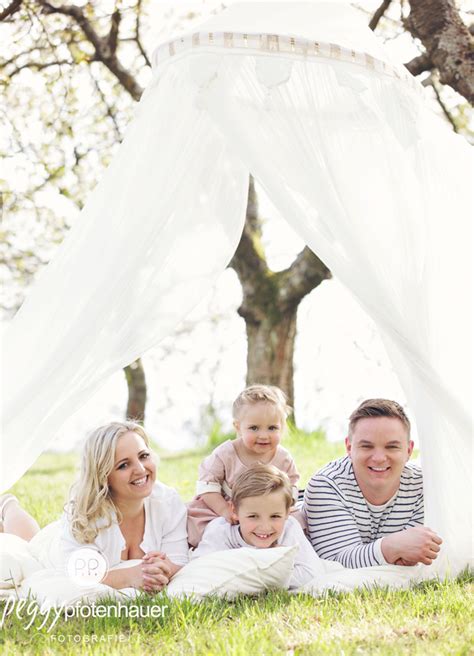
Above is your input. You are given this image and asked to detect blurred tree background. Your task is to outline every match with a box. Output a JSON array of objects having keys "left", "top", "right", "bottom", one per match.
[{"left": 1, "top": 0, "right": 472, "bottom": 427}]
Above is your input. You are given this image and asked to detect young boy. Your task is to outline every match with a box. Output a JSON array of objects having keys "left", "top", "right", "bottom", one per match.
[{"left": 190, "top": 464, "right": 322, "bottom": 589}]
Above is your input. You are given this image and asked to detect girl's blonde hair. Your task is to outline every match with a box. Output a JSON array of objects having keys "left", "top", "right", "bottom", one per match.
[
  {"left": 66, "top": 421, "right": 151, "bottom": 544},
  {"left": 232, "top": 464, "right": 294, "bottom": 510},
  {"left": 232, "top": 384, "right": 292, "bottom": 421}
]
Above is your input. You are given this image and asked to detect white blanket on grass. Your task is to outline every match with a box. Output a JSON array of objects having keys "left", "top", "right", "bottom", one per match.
[{"left": 0, "top": 524, "right": 449, "bottom": 608}]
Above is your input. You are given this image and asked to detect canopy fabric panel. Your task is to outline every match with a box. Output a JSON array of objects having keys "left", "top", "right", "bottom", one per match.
[
  {"left": 2, "top": 62, "right": 249, "bottom": 487},
  {"left": 196, "top": 51, "right": 472, "bottom": 570},
  {"left": 2, "top": 1, "right": 472, "bottom": 574}
]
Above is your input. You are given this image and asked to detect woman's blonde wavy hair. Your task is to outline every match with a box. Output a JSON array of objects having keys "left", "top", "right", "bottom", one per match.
[{"left": 66, "top": 421, "right": 151, "bottom": 544}]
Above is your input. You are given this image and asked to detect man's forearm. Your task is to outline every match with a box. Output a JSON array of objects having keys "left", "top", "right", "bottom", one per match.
[
  {"left": 322, "top": 538, "right": 386, "bottom": 569},
  {"left": 305, "top": 498, "right": 385, "bottom": 568},
  {"left": 380, "top": 533, "right": 401, "bottom": 564}
]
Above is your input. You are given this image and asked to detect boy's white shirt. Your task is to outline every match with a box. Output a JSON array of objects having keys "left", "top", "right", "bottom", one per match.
[{"left": 191, "top": 515, "right": 326, "bottom": 589}]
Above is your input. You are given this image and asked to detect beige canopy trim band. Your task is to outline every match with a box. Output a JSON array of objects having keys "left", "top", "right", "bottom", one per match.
[{"left": 152, "top": 31, "right": 420, "bottom": 92}]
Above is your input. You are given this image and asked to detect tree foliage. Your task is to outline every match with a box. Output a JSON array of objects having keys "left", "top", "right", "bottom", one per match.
[{"left": 1, "top": 0, "right": 472, "bottom": 417}]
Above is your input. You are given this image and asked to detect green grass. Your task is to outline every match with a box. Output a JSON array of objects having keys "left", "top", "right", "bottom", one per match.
[{"left": 2, "top": 432, "right": 472, "bottom": 655}]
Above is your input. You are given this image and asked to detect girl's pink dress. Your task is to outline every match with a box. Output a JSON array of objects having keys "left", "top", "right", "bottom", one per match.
[{"left": 186, "top": 439, "right": 300, "bottom": 546}]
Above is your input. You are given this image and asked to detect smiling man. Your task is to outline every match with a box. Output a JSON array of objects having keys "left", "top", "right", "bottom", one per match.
[{"left": 303, "top": 399, "right": 442, "bottom": 568}]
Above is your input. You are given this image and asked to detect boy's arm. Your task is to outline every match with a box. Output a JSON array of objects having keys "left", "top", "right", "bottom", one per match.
[
  {"left": 190, "top": 519, "right": 229, "bottom": 559},
  {"left": 284, "top": 518, "right": 327, "bottom": 589}
]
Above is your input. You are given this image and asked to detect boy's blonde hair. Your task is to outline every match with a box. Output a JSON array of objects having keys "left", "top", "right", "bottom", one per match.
[
  {"left": 232, "top": 464, "right": 294, "bottom": 510},
  {"left": 66, "top": 421, "right": 152, "bottom": 544},
  {"left": 232, "top": 384, "right": 291, "bottom": 421}
]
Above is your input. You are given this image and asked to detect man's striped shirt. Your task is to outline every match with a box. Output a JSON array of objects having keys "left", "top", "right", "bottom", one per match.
[{"left": 303, "top": 456, "right": 424, "bottom": 568}]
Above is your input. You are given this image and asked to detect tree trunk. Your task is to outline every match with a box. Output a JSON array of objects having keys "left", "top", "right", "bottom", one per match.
[
  {"left": 123, "top": 358, "right": 147, "bottom": 423},
  {"left": 230, "top": 177, "right": 331, "bottom": 423},
  {"left": 244, "top": 307, "right": 298, "bottom": 411},
  {"left": 405, "top": 0, "right": 474, "bottom": 103}
]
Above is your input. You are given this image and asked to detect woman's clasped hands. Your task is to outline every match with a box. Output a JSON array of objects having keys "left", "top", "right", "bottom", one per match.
[
  {"left": 142, "top": 550, "right": 175, "bottom": 593},
  {"left": 127, "top": 551, "right": 173, "bottom": 593}
]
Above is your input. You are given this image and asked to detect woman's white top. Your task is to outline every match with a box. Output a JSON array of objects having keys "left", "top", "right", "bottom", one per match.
[{"left": 56, "top": 481, "right": 189, "bottom": 569}]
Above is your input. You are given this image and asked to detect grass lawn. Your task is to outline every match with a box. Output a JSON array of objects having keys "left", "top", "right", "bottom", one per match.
[{"left": 1, "top": 431, "right": 472, "bottom": 655}]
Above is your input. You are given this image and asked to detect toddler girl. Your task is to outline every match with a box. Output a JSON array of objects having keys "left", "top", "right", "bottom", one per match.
[
  {"left": 191, "top": 464, "right": 321, "bottom": 589},
  {"left": 187, "top": 384, "right": 299, "bottom": 546}
]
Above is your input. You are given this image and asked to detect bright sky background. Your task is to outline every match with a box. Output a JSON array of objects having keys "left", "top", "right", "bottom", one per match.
[{"left": 8, "top": 0, "right": 460, "bottom": 453}]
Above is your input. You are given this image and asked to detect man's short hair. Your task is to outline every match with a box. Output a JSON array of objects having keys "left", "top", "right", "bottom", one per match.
[
  {"left": 348, "top": 399, "right": 411, "bottom": 438},
  {"left": 232, "top": 464, "right": 294, "bottom": 510}
]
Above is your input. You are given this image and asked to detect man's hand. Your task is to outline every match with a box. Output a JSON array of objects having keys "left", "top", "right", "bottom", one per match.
[
  {"left": 381, "top": 526, "right": 442, "bottom": 566},
  {"left": 394, "top": 558, "right": 418, "bottom": 567}
]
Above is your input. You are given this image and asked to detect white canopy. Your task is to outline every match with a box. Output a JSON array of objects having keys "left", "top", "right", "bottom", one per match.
[{"left": 2, "top": 2, "right": 472, "bottom": 574}]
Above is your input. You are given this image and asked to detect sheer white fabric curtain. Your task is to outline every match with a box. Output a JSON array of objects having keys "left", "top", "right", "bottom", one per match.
[
  {"left": 2, "top": 0, "right": 472, "bottom": 578},
  {"left": 199, "top": 54, "right": 472, "bottom": 571},
  {"left": 1, "top": 61, "right": 249, "bottom": 490}
]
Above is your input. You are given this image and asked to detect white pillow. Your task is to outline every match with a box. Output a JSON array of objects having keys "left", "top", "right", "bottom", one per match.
[
  {"left": 21, "top": 560, "right": 142, "bottom": 610},
  {"left": 0, "top": 534, "right": 43, "bottom": 588},
  {"left": 296, "top": 562, "right": 437, "bottom": 596},
  {"left": 167, "top": 545, "right": 298, "bottom": 600},
  {"left": 21, "top": 570, "right": 135, "bottom": 610},
  {"left": 27, "top": 520, "right": 63, "bottom": 569}
]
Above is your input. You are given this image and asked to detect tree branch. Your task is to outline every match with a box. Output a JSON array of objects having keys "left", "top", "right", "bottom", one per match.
[
  {"left": 1, "top": 45, "right": 49, "bottom": 70},
  {"left": 0, "top": 0, "right": 22, "bottom": 22},
  {"left": 135, "top": 0, "right": 151, "bottom": 67},
  {"left": 229, "top": 176, "right": 268, "bottom": 283},
  {"left": 369, "top": 0, "right": 393, "bottom": 31},
  {"left": 404, "top": 51, "right": 432, "bottom": 76},
  {"left": 279, "top": 247, "right": 331, "bottom": 308},
  {"left": 89, "top": 69, "right": 123, "bottom": 141},
  {"left": 7, "top": 59, "right": 72, "bottom": 77},
  {"left": 405, "top": 0, "right": 474, "bottom": 103},
  {"left": 429, "top": 76, "right": 460, "bottom": 133},
  {"left": 108, "top": 8, "right": 120, "bottom": 55},
  {"left": 38, "top": 0, "right": 143, "bottom": 100}
]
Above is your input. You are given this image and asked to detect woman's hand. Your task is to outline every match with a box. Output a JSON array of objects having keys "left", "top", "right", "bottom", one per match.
[
  {"left": 143, "top": 550, "right": 183, "bottom": 580},
  {"left": 103, "top": 561, "right": 168, "bottom": 593},
  {"left": 142, "top": 551, "right": 172, "bottom": 592},
  {"left": 131, "top": 561, "right": 169, "bottom": 593}
]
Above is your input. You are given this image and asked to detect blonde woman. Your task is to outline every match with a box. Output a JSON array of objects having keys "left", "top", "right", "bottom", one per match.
[{"left": 0, "top": 421, "right": 188, "bottom": 593}]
